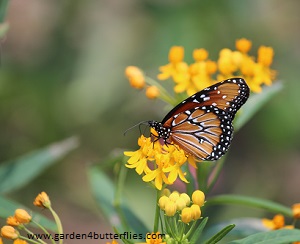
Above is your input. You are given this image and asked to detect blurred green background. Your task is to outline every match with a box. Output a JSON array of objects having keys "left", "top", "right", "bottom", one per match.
[{"left": 1, "top": 0, "right": 300, "bottom": 243}]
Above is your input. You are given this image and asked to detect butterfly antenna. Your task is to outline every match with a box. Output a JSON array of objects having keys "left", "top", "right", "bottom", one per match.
[{"left": 123, "top": 121, "right": 149, "bottom": 136}]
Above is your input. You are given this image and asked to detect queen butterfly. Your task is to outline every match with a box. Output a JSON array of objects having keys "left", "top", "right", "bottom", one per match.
[{"left": 148, "top": 78, "right": 250, "bottom": 161}]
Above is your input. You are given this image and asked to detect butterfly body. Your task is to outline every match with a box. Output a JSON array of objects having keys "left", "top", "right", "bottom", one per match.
[{"left": 148, "top": 78, "right": 250, "bottom": 161}]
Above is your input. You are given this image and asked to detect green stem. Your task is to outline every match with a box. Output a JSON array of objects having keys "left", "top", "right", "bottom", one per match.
[
  {"left": 153, "top": 189, "right": 161, "bottom": 232},
  {"left": 49, "top": 206, "right": 64, "bottom": 244},
  {"left": 31, "top": 220, "right": 56, "bottom": 244},
  {"left": 19, "top": 236, "right": 45, "bottom": 244},
  {"left": 114, "top": 163, "right": 131, "bottom": 231}
]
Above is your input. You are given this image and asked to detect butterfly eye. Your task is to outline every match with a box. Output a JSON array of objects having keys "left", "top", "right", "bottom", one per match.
[{"left": 148, "top": 78, "right": 250, "bottom": 161}]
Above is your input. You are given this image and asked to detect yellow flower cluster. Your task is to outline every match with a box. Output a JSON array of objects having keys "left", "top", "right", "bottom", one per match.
[
  {"left": 158, "top": 190, "right": 205, "bottom": 224},
  {"left": 125, "top": 38, "right": 276, "bottom": 98},
  {"left": 124, "top": 133, "right": 196, "bottom": 190}
]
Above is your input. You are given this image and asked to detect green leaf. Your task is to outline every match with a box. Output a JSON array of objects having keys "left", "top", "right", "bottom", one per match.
[
  {"left": 0, "top": 0, "right": 9, "bottom": 23},
  {"left": 87, "top": 165, "right": 148, "bottom": 236},
  {"left": 200, "top": 218, "right": 268, "bottom": 243},
  {"left": 234, "top": 81, "right": 283, "bottom": 131},
  {"left": 0, "top": 137, "right": 79, "bottom": 194},
  {"left": 190, "top": 217, "right": 208, "bottom": 244},
  {"left": 206, "top": 194, "right": 293, "bottom": 217},
  {"left": 229, "top": 229, "right": 300, "bottom": 244},
  {"left": 205, "top": 224, "right": 235, "bottom": 244},
  {"left": 0, "top": 195, "right": 57, "bottom": 232}
]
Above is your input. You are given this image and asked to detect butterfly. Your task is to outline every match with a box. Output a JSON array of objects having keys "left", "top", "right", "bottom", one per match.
[{"left": 148, "top": 78, "right": 250, "bottom": 161}]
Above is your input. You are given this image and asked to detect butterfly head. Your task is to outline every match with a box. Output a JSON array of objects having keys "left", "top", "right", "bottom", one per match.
[{"left": 148, "top": 120, "right": 171, "bottom": 141}]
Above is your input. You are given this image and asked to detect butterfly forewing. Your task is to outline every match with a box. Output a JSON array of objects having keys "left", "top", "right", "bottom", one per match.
[{"left": 149, "top": 78, "right": 249, "bottom": 161}]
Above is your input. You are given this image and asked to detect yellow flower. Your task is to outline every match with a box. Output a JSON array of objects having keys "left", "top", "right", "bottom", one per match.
[
  {"left": 33, "top": 191, "right": 51, "bottom": 208},
  {"left": 169, "top": 191, "right": 180, "bottom": 202},
  {"left": 164, "top": 201, "right": 177, "bottom": 217},
  {"left": 292, "top": 203, "right": 300, "bottom": 219},
  {"left": 1, "top": 226, "right": 19, "bottom": 240},
  {"left": 236, "top": 38, "right": 252, "bottom": 53},
  {"left": 175, "top": 197, "right": 186, "bottom": 211},
  {"left": 146, "top": 86, "right": 160, "bottom": 99},
  {"left": 192, "top": 190, "right": 205, "bottom": 207},
  {"left": 190, "top": 204, "right": 201, "bottom": 220},
  {"left": 146, "top": 232, "right": 166, "bottom": 244},
  {"left": 179, "top": 193, "right": 190, "bottom": 206},
  {"left": 125, "top": 66, "right": 145, "bottom": 89},
  {"left": 181, "top": 207, "right": 192, "bottom": 223},
  {"left": 262, "top": 214, "right": 285, "bottom": 230},
  {"left": 169, "top": 46, "right": 184, "bottom": 63},
  {"left": 14, "top": 209, "right": 32, "bottom": 224},
  {"left": 125, "top": 134, "right": 191, "bottom": 190},
  {"left": 258, "top": 46, "right": 274, "bottom": 67},
  {"left": 6, "top": 216, "right": 20, "bottom": 226},
  {"left": 193, "top": 48, "right": 208, "bottom": 62},
  {"left": 158, "top": 196, "right": 169, "bottom": 210}
]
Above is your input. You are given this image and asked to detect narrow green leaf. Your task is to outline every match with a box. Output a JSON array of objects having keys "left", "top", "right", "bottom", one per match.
[
  {"left": 87, "top": 165, "right": 148, "bottom": 236},
  {"left": 206, "top": 194, "right": 293, "bottom": 217},
  {"left": 200, "top": 218, "right": 268, "bottom": 242},
  {"left": 234, "top": 82, "right": 283, "bottom": 131},
  {"left": 0, "top": 0, "right": 9, "bottom": 23},
  {"left": 189, "top": 217, "right": 208, "bottom": 244},
  {"left": 0, "top": 137, "right": 79, "bottom": 194},
  {"left": 229, "top": 229, "right": 300, "bottom": 244},
  {"left": 0, "top": 195, "right": 56, "bottom": 231},
  {"left": 205, "top": 224, "right": 235, "bottom": 244}
]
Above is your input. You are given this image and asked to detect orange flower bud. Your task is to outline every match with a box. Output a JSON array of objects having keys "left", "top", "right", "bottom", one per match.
[
  {"left": 169, "top": 46, "right": 184, "bottom": 63},
  {"left": 33, "top": 191, "right": 51, "bottom": 208},
  {"left": 125, "top": 66, "right": 145, "bottom": 89},
  {"left": 193, "top": 48, "right": 208, "bottom": 62},
  {"left": 1, "top": 226, "right": 19, "bottom": 240},
  {"left": 236, "top": 38, "right": 252, "bottom": 53},
  {"left": 6, "top": 216, "right": 20, "bottom": 226},
  {"left": 145, "top": 86, "right": 159, "bottom": 99},
  {"left": 292, "top": 203, "right": 300, "bottom": 219},
  {"left": 14, "top": 209, "right": 31, "bottom": 224}
]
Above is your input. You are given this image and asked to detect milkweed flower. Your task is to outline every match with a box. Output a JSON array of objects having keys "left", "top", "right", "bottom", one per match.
[
  {"left": 6, "top": 217, "right": 20, "bottom": 227},
  {"left": 292, "top": 203, "right": 300, "bottom": 219},
  {"left": 0, "top": 226, "right": 19, "bottom": 240},
  {"left": 124, "top": 133, "right": 192, "bottom": 190},
  {"left": 262, "top": 214, "right": 285, "bottom": 230},
  {"left": 127, "top": 38, "right": 276, "bottom": 100},
  {"left": 14, "top": 209, "right": 31, "bottom": 224},
  {"left": 33, "top": 191, "right": 51, "bottom": 208}
]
